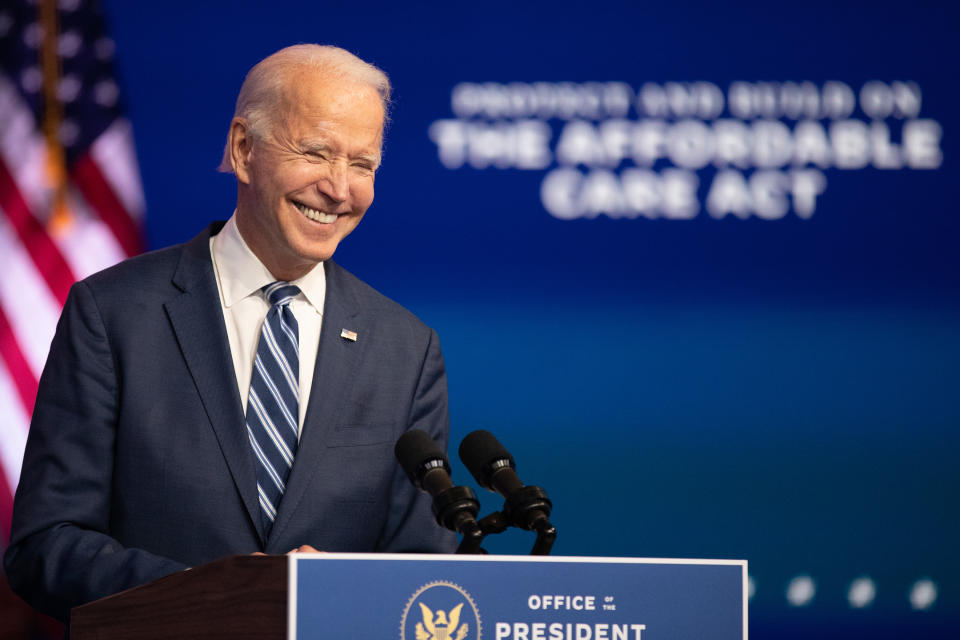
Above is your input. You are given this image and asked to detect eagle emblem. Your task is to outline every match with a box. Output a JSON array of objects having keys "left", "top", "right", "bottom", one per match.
[
  {"left": 415, "top": 602, "right": 469, "bottom": 640},
  {"left": 401, "top": 580, "right": 481, "bottom": 640}
]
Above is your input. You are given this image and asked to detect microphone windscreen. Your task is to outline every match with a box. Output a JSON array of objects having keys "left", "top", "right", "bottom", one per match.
[
  {"left": 395, "top": 429, "right": 448, "bottom": 480},
  {"left": 458, "top": 430, "right": 515, "bottom": 489}
]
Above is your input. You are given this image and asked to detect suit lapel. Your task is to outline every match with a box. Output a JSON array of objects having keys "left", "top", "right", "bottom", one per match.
[
  {"left": 270, "top": 261, "right": 365, "bottom": 540},
  {"left": 164, "top": 225, "right": 265, "bottom": 544}
]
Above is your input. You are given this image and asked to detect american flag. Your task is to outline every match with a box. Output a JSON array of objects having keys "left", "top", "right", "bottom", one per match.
[{"left": 0, "top": 0, "right": 144, "bottom": 556}]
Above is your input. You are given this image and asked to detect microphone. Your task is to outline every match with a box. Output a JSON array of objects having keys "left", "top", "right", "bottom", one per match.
[
  {"left": 395, "top": 430, "right": 480, "bottom": 536},
  {"left": 458, "top": 430, "right": 553, "bottom": 533}
]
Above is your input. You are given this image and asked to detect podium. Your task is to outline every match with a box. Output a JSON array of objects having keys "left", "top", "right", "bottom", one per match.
[{"left": 71, "top": 553, "right": 747, "bottom": 639}]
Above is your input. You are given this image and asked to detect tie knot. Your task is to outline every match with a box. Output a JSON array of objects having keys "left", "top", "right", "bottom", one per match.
[{"left": 263, "top": 281, "right": 300, "bottom": 307}]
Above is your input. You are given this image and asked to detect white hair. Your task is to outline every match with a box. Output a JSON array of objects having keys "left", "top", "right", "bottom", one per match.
[{"left": 218, "top": 44, "right": 391, "bottom": 173}]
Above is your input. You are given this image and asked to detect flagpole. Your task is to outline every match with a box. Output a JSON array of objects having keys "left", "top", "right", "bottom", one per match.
[{"left": 39, "top": 0, "right": 71, "bottom": 233}]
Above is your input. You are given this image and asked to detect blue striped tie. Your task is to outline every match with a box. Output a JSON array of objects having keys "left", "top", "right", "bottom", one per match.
[{"left": 246, "top": 281, "right": 301, "bottom": 533}]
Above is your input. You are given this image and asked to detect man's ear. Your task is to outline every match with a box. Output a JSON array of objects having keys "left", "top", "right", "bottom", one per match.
[{"left": 228, "top": 118, "right": 254, "bottom": 184}]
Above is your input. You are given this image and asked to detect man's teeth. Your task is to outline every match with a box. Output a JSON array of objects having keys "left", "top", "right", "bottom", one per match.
[{"left": 294, "top": 202, "right": 337, "bottom": 223}]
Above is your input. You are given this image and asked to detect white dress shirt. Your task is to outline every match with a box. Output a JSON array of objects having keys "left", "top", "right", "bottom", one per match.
[{"left": 209, "top": 215, "right": 325, "bottom": 435}]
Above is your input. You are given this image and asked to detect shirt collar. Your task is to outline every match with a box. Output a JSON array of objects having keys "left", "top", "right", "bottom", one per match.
[{"left": 212, "top": 213, "right": 326, "bottom": 313}]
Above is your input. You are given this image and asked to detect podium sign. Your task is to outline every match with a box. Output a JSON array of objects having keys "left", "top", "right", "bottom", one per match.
[
  {"left": 70, "top": 554, "right": 745, "bottom": 639},
  {"left": 291, "top": 554, "right": 747, "bottom": 640}
]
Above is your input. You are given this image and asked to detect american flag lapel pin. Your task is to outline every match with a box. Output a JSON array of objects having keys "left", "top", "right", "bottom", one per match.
[{"left": 340, "top": 328, "right": 358, "bottom": 342}]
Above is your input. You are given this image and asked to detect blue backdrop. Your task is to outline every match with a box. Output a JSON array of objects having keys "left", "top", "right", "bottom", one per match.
[{"left": 102, "top": 1, "right": 958, "bottom": 637}]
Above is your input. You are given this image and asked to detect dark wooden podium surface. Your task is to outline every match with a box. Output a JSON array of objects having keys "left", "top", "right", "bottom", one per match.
[{"left": 71, "top": 555, "right": 287, "bottom": 639}]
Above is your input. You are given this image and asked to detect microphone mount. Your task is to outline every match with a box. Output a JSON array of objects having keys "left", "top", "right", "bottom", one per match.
[{"left": 456, "top": 430, "right": 557, "bottom": 555}]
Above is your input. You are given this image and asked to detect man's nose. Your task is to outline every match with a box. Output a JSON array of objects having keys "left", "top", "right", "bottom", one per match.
[{"left": 318, "top": 161, "right": 349, "bottom": 203}]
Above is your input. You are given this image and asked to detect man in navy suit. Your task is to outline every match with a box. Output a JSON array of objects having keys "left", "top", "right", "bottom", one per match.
[{"left": 4, "top": 44, "right": 454, "bottom": 622}]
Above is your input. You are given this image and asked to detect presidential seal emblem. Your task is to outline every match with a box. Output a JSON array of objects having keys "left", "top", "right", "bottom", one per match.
[{"left": 401, "top": 581, "right": 482, "bottom": 640}]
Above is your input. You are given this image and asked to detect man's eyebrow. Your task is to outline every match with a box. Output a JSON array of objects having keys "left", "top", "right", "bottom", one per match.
[
  {"left": 355, "top": 152, "right": 382, "bottom": 167},
  {"left": 297, "top": 141, "right": 379, "bottom": 162},
  {"left": 297, "top": 140, "right": 332, "bottom": 153}
]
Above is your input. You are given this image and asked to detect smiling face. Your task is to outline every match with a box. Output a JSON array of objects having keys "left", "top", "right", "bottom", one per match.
[{"left": 231, "top": 73, "right": 385, "bottom": 280}]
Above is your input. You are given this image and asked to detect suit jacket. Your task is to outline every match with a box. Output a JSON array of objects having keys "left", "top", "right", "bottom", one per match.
[{"left": 4, "top": 223, "right": 455, "bottom": 621}]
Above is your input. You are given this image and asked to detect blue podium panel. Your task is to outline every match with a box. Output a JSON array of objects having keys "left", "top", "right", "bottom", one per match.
[{"left": 290, "top": 554, "right": 746, "bottom": 640}]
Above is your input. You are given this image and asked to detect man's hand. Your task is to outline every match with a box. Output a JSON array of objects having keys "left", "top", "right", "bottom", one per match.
[
  {"left": 287, "top": 545, "right": 321, "bottom": 554},
  {"left": 250, "top": 545, "right": 322, "bottom": 556}
]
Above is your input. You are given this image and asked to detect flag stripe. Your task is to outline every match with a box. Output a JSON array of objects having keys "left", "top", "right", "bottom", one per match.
[
  {"left": 71, "top": 153, "right": 143, "bottom": 256},
  {"left": 0, "top": 216, "right": 64, "bottom": 378},
  {"left": 89, "top": 121, "right": 146, "bottom": 221},
  {"left": 0, "top": 462, "right": 13, "bottom": 544},
  {"left": 55, "top": 189, "right": 128, "bottom": 279},
  {"left": 0, "top": 338, "right": 31, "bottom": 546},
  {"left": 0, "top": 80, "right": 51, "bottom": 217},
  {"left": 0, "top": 307, "right": 37, "bottom": 418},
  {"left": 0, "top": 157, "right": 75, "bottom": 305},
  {"left": 0, "top": 359, "right": 30, "bottom": 493}
]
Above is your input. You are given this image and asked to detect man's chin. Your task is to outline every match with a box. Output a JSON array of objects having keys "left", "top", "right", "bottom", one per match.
[{"left": 293, "top": 241, "right": 341, "bottom": 267}]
